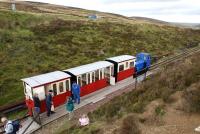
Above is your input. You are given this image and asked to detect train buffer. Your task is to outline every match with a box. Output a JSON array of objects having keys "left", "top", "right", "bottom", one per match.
[{"left": 17, "top": 72, "right": 152, "bottom": 134}]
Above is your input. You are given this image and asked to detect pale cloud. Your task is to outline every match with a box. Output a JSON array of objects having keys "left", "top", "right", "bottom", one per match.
[{"left": 26, "top": 0, "right": 200, "bottom": 23}]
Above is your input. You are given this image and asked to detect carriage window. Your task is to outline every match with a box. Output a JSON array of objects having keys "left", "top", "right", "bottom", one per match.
[
  {"left": 105, "top": 67, "right": 110, "bottom": 78},
  {"left": 130, "top": 61, "right": 134, "bottom": 68},
  {"left": 119, "top": 64, "right": 124, "bottom": 71},
  {"left": 92, "top": 72, "right": 95, "bottom": 82},
  {"left": 87, "top": 73, "right": 91, "bottom": 84},
  {"left": 59, "top": 82, "right": 64, "bottom": 93},
  {"left": 78, "top": 76, "right": 82, "bottom": 86},
  {"left": 65, "top": 80, "right": 69, "bottom": 91},
  {"left": 100, "top": 69, "right": 104, "bottom": 79},
  {"left": 95, "top": 70, "right": 99, "bottom": 81},
  {"left": 82, "top": 74, "right": 87, "bottom": 86},
  {"left": 126, "top": 62, "right": 129, "bottom": 68},
  {"left": 53, "top": 84, "right": 57, "bottom": 96}
]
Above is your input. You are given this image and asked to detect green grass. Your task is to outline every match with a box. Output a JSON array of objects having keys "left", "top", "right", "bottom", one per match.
[
  {"left": 6, "top": 109, "right": 28, "bottom": 120},
  {"left": 0, "top": 8, "right": 200, "bottom": 107}
]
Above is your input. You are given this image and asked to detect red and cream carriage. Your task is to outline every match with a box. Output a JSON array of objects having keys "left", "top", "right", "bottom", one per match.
[
  {"left": 64, "top": 61, "right": 114, "bottom": 96},
  {"left": 21, "top": 71, "right": 71, "bottom": 115},
  {"left": 106, "top": 55, "right": 136, "bottom": 82}
]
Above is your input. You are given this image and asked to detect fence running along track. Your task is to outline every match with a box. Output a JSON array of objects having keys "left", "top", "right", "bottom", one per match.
[{"left": 0, "top": 45, "right": 200, "bottom": 134}]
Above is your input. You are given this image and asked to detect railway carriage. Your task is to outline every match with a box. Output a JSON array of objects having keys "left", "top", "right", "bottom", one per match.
[
  {"left": 106, "top": 55, "right": 136, "bottom": 82},
  {"left": 64, "top": 61, "right": 114, "bottom": 96},
  {"left": 21, "top": 71, "right": 71, "bottom": 115},
  {"left": 21, "top": 53, "right": 150, "bottom": 116}
]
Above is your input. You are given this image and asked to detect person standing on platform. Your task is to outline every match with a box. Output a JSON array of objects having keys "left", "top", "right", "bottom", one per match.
[
  {"left": 72, "top": 81, "right": 80, "bottom": 104},
  {"left": 66, "top": 97, "right": 74, "bottom": 120},
  {"left": 33, "top": 93, "right": 41, "bottom": 124},
  {"left": 46, "top": 90, "right": 55, "bottom": 117}
]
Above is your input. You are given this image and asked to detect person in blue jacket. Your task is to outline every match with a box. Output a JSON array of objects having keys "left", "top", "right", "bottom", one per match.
[{"left": 72, "top": 81, "right": 80, "bottom": 104}]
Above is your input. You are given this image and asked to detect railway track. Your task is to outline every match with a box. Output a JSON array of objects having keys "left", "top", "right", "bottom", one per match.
[
  {"left": 150, "top": 45, "right": 200, "bottom": 70},
  {"left": 0, "top": 100, "right": 26, "bottom": 114},
  {"left": 0, "top": 45, "right": 200, "bottom": 134}
]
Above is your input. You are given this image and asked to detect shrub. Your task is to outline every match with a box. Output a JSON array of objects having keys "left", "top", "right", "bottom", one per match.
[
  {"left": 155, "top": 105, "right": 165, "bottom": 116},
  {"left": 119, "top": 115, "right": 141, "bottom": 134},
  {"left": 183, "top": 83, "right": 200, "bottom": 112}
]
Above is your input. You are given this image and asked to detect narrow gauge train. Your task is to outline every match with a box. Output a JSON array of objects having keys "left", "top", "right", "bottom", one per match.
[{"left": 21, "top": 53, "right": 151, "bottom": 115}]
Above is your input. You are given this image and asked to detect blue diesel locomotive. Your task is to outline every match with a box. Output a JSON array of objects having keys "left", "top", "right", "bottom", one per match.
[{"left": 135, "top": 52, "right": 151, "bottom": 76}]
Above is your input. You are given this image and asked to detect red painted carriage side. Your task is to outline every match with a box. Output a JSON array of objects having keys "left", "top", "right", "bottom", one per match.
[
  {"left": 117, "top": 67, "right": 135, "bottom": 81},
  {"left": 52, "top": 91, "right": 71, "bottom": 107},
  {"left": 80, "top": 78, "right": 109, "bottom": 96}
]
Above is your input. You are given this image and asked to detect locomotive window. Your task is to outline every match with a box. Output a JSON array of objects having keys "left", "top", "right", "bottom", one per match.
[
  {"left": 82, "top": 74, "right": 87, "bottom": 86},
  {"left": 53, "top": 84, "right": 57, "bottom": 96},
  {"left": 65, "top": 80, "right": 69, "bottom": 91},
  {"left": 119, "top": 64, "right": 124, "bottom": 71},
  {"left": 95, "top": 70, "right": 99, "bottom": 81},
  {"left": 59, "top": 82, "right": 64, "bottom": 93}
]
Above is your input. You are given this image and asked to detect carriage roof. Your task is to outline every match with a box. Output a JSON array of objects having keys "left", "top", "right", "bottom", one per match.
[
  {"left": 64, "top": 61, "right": 113, "bottom": 76},
  {"left": 21, "top": 71, "right": 71, "bottom": 87},
  {"left": 106, "top": 55, "right": 135, "bottom": 63}
]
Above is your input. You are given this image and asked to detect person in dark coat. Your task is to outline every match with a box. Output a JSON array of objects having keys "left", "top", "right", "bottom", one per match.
[
  {"left": 33, "top": 93, "right": 41, "bottom": 123},
  {"left": 71, "top": 81, "right": 80, "bottom": 104},
  {"left": 46, "top": 90, "right": 54, "bottom": 117}
]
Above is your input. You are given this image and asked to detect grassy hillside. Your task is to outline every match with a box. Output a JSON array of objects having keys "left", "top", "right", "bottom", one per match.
[
  {"left": 0, "top": 1, "right": 200, "bottom": 107},
  {"left": 55, "top": 53, "right": 200, "bottom": 134}
]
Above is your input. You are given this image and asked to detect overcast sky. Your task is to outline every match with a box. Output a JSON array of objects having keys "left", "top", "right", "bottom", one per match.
[{"left": 29, "top": 0, "right": 200, "bottom": 23}]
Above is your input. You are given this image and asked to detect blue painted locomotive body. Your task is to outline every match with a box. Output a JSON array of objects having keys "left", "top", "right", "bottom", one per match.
[{"left": 135, "top": 53, "right": 151, "bottom": 74}]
